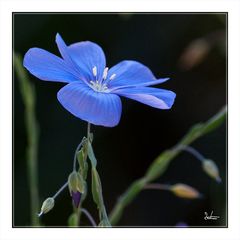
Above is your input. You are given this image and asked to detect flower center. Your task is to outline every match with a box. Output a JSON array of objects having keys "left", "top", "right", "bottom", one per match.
[
  {"left": 90, "top": 80, "right": 109, "bottom": 92},
  {"left": 90, "top": 66, "right": 116, "bottom": 93}
]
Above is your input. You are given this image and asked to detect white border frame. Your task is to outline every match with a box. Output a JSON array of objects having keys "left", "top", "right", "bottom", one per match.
[{"left": 1, "top": 0, "right": 240, "bottom": 240}]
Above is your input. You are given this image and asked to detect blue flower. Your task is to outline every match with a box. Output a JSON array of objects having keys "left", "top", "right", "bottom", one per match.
[{"left": 23, "top": 33, "right": 176, "bottom": 127}]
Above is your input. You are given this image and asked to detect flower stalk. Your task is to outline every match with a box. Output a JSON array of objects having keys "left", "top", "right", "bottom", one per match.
[
  {"left": 74, "top": 122, "right": 91, "bottom": 225},
  {"left": 83, "top": 123, "right": 111, "bottom": 226},
  {"left": 52, "top": 182, "right": 68, "bottom": 199},
  {"left": 178, "top": 145, "right": 221, "bottom": 182},
  {"left": 69, "top": 121, "right": 109, "bottom": 227},
  {"left": 179, "top": 145, "right": 205, "bottom": 162},
  {"left": 81, "top": 208, "right": 97, "bottom": 227},
  {"left": 144, "top": 183, "right": 202, "bottom": 199}
]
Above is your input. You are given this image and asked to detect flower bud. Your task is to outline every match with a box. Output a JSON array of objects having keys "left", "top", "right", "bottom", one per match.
[
  {"left": 68, "top": 171, "right": 84, "bottom": 208},
  {"left": 98, "top": 219, "right": 111, "bottom": 227},
  {"left": 170, "top": 184, "right": 202, "bottom": 199},
  {"left": 176, "top": 222, "right": 188, "bottom": 227},
  {"left": 202, "top": 159, "right": 221, "bottom": 183},
  {"left": 71, "top": 191, "right": 81, "bottom": 208},
  {"left": 178, "top": 38, "right": 210, "bottom": 70},
  {"left": 38, "top": 197, "right": 55, "bottom": 217}
]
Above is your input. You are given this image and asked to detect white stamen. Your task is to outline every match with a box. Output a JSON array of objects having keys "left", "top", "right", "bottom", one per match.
[
  {"left": 103, "top": 67, "right": 109, "bottom": 80},
  {"left": 90, "top": 81, "right": 109, "bottom": 93},
  {"left": 92, "top": 66, "right": 97, "bottom": 77},
  {"left": 109, "top": 73, "right": 116, "bottom": 80}
]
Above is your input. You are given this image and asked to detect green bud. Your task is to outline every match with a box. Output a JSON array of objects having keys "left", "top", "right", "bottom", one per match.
[
  {"left": 77, "top": 147, "right": 88, "bottom": 180},
  {"left": 38, "top": 197, "right": 55, "bottom": 217},
  {"left": 77, "top": 148, "right": 85, "bottom": 172},
  {"left": 68, "top": 171, "right": 85, "bottom": 194},
  {"left": 68, "top": 213, "right": 78, "bottom": 226},
  {"left": 202, "top": 159, "right": 221, "bottom": 183},
  {"left": 91, "top": 167, "right": 102, "bottom": 206}
]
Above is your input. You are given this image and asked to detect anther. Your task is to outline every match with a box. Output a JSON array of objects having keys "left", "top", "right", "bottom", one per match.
[
  {"left": 103, "top": 67, "right": 109, "bottom": 80},
  {"left": 92, "top": 66, "right": 97, "bottom": 77},
  {"left": 109, "top": 73, "right": 116, "bottom": 80}
]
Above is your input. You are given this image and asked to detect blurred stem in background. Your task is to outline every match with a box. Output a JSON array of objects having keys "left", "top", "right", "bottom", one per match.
[
  {"left": 14, "top": 53, "right": 40, "bottom": 226},
  {"left": 110, "top": 106, "right": 226, "bottom": 225}
]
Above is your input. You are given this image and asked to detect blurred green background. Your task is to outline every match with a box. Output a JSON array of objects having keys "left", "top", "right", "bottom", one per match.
[{"left": 13, "top": 13, "right": 226, "bottom": 227}]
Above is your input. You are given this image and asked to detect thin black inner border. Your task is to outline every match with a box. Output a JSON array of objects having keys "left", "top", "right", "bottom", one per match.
[{"left": 12, "top": 12, "right": 228, "bottom": 229}]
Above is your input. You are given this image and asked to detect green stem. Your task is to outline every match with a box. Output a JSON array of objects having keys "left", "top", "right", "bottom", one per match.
[
  {"left": 86, "top": 123, "right": 111, "bottom": 226},
  {"left": 73, "top": 122, "right": 91, "bottom": 226},
  {"left": 81, "top": 208, "right": 97, "bottom": 227},
  {"left": 75, "top": 207, "right": 81, "bottom": 226},
  {"left": 87, "top": 122, "right": 91, "bottom": 141},
  {"left": 144, "top": 183, "right": 171, "bottom": 191},
  {"left": 109, "top": 107, "right": 226, "bottom": 225},
  {"left": 178, "top": 145, "right": 205, "bottom": 162},
  {"left": 14, "top": 53, "right": 40, "bottom": 226},
  {"left": 52, "top": 182, "right": 68, "bottom": 199}
]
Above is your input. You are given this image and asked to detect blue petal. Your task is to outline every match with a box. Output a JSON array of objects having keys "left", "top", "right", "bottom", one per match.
[
  {"left": 23, "top": 48, "right": 79, "bottom": 83},
  {"left": 56, "top": 33, "right": 74, "bottom": 64},
  {"left": 110, "top": 78, "right": 170, "bottom": 91},
  {"left": 56, "top": 33, "right": 88, "bottom": 81},
  {"left": 114, "top": 87, "right": 176, "bottom": 109},
  {"left": 68, "top": 41, "right": 106, "bottom": 81},
  {"left": 57, "top": 82, "right": 122, "bottom": 127},
  {"left": 106, "top": 60, "right": 168, "bottom": 89},
  {"left": 71, "top": 191, "right": 81, "bottom": 208}
]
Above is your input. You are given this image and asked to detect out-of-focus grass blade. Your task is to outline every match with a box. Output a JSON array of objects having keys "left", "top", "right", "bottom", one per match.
[
  {"left": 14, "top": 53, "right": 40, "bottom": 226},
  {"left": 202, "top": 106, "right": 227, "bottom": 135}
]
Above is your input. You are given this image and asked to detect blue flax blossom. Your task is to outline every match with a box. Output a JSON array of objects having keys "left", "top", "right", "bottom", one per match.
[{"left": 23, "top": 33, "right": 176, "bottom": 127}]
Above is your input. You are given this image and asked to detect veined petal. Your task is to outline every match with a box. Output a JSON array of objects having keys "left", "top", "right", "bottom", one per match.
[
  {"left": 56, "top": 33, "right": 88, "bottom": 81},
  {"left": 114, "top": 87, "right": 176, "bottom": 109},
  {"left": 57, "top": 82, "right": 122, "bottom": 127},
  {"left": 107, "top": 60, "right": 167, "bottom": 89},
  {"left": 109, "top": 78, "right": 170, "bottom": 92},
  {"left": 23, "top": 48, "right": 79, "bottom": 83},
  {"left": 56, "top": 33, "right": 75, "bottom": 64},
  {"left": 68, "top": 41, "right": 106, "bottom": 81}
]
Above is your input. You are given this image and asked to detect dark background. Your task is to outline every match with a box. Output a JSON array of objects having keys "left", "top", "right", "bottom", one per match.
[{"left": 13, "top": 13, "right": 227, "bottom": 227}]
